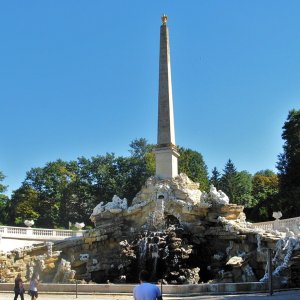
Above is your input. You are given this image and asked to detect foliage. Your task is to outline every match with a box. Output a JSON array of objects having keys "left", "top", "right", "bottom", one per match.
[
  {"left": 251, "top": 171, "right": 279, "bottom": 205},
  {"left": 235, "top": 171, "right": 254, "bottom": 207},
  {"left": 23, "top": 160, "right": 75, "bottom": 227},
  {"left": 4, "top": 139, "right": 268, "bottom": 227},
  {"left": 8, "top": 186, "right": 40, "bottom": 225},
  {"left": 0, "top": 171, "right": 9, "bottom": 225},
  {"left": 244, "top": 170, "right": 279, "bottom": 222},
  {"left": 209, "top": 167, "right": 221, "bottom": 190},
  {"left": 219, "top": 161, "right": 254, "bottom": 207},
  {"left": 178, "top": 147, "right": 209, "bottom": 191},
  {"left": 276, "top": 109, "right": 300, "bottom": 217},
  {"left": 220, "top": 159, "right": 239, "bottom": 204},
  {"left": 6, "top": 139, "right": 157, "bottom": 228}
]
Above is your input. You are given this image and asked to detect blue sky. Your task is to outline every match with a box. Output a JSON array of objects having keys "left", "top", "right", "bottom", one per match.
[{"left": 1, "top": 1, "right": 299, "bottom": 196}]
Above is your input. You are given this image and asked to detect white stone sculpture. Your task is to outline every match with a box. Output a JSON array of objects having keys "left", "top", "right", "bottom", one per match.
[
  {"left": 131, "top": 174, "right": 203, "bottom": 208},
  {"left": 24, "top": 220, "right": 34, "bottom": 227},
  {"left": 237, "top": 212, "right": 247, "bottom": 223},
  {"left": 91, "top": 195, "right": 128, "bottom": 217},
  {"left": 201, "top": 185, "right": 229, "bottom": 205},
  {"left": 260, "top": 232, "right": 300, "bottom": 283},
  {"left": 285, "top": 228, "right": 295, "bottom": 239},
  {"left": 46, "top": 242, "right": 54, "bottom": 257}
]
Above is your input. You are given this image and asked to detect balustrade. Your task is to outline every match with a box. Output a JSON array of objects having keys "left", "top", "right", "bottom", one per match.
[
  {"left": 252, "top": 216, "right": 300, "bottom": 234},
  {"left": 0, "top": 225, "right": 85, "bottom": 240}
]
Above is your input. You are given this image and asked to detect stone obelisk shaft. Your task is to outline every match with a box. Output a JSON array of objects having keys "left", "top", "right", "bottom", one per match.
[
  {"left": 157, "top": 19, "right": 175, "bottom": 146},
  {"left": 155, "top": 15, "right": 179, "bottom": 179}
]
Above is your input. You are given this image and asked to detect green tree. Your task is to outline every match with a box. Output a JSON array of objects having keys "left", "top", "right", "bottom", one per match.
[
  {"left": 8, "top": 186, "right": 40, "bottom": 225},
  {"left": 5, "top": 139, "right": 212, "bottom": 227},
  {"left": 252, "top": 170, "right": 279, "bottom": 205},
  {"left": 24, "top": 160, "right": 75, "bottom": 227},
  {"left": 236, "top": 171, "right": 253, "bottom": 207},
  {"left": 78, "top": 139, "right": 155, "bottom": 209},
  {"left": 178, "top": 147, "right": 209, "bottom": 190},
  {"left": 255, "top": 169, "right": 277, "bottom": 177},
  {"left": 125, "top": 138, "right": 155, "bottom": 202},
  {"left": 245, "top": 170, "right": 279, "bottom": 222},
  {"left": 219, "top": 160, "right": 253, "bottom": 206},
  {"left": 220, "top": 159, "right": 239, "bottom": 203},
  {"left": 277, "top": 109, "right": 300, "bottom": 187},
  {"left": 130, "top": 138, "right": 155, "bottom": 177},
  {"left": 276, "top": 109, "right": 300, "bottom": 217},
  {"left": 0, "top": 171, "right": 9, "bottom": 225},
  {"left": 209, "top": 167, "right": 221, "bottom": 190},
  {"left": 58, "top": 159, "right": 96, "bottom": 228},
  {"left": 129, "top": 138, "right": 153, "bottom": 159}
]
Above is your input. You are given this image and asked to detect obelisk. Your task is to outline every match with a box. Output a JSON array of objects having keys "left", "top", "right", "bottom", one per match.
[{"left": 155, "top": 15, "right": 180, "bottom": 179}]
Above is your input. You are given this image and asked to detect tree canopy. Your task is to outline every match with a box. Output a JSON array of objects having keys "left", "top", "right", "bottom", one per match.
[
  {"left": 178, "top": 147, "right": 209, "bottom": 191},
  {"left": 2, "top": 108, "right": 300, "bottom": 229},
  {"left": 3, "top": 139, "right": 210, "bottom": 228},
  {"left": 276, "top": 109, "right": 300, "bottom": 217},
  {"left": 0, "top": 171, "right": 9, "bottom": 225},
  {"left": 209, "top": 167, "right": 221, "bottom": 190}
]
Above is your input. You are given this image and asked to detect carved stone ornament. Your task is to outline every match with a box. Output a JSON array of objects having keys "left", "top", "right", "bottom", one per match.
[{"left": 161, "top": 14, "right": 168, "bottom": 25}]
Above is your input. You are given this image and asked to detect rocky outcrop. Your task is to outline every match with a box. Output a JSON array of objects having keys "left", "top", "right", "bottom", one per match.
[
  {"left": 0, "top": 243, "right": 75, "bottom": 284},
  {"left": 1, "top": 173, "right": 300, "bottom": 286}
]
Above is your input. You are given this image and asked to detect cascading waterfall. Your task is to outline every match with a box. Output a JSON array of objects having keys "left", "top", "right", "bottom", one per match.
[
  {"left": 136, "top": 231, "right": 162, "bottom": 277},
  {"left": 119, "top": 223, "right": 201, "bottom": 283},
  {"left": 138, "top": 235, "right": 148, "bottom": 270},
  {"left": 151, "top": 198, "right": 165, "bottom": 230},
  {"left": 151, "top": 242, "right": 159, "bottom": 278}
]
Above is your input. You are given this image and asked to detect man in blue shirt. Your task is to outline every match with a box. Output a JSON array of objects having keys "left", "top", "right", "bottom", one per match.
[{"left": 133, "top": 270, "right": 162, "bottom": 300}]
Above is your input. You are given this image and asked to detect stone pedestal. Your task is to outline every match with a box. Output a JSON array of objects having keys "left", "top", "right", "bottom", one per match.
[{"left": 155, "top": 146, "right": 179, "bottom": 179}]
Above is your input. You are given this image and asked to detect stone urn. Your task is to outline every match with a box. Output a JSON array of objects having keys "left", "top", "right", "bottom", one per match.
[
  {"left": 74, "top": 222, "right": 85, "bottom": 230},
  {"left": 272, "top": 211, "right": 282, "bottom": 220},
  {"left": 24, "top": 220, "right": 34, "bottom": 227}
]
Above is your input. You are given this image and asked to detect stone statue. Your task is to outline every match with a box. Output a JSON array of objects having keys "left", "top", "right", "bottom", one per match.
[
  {"left": 91, "top": 195, "right": 128, "bottom": 218},
  {"left": 201, "top": 185, "right": 229, "bottom": 205}
]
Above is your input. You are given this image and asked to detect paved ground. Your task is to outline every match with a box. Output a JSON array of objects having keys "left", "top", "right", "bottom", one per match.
[{"left": 1, "top": 289, "right": 300, "bottom": 300}]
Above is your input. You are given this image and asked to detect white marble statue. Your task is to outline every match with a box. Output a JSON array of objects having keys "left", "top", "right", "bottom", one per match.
[
  {"left": 91, "top": 195, "right": 128, "bottom": 217},
  {"left": 201, "top": 185, "right": 229, "bottom": 204}
]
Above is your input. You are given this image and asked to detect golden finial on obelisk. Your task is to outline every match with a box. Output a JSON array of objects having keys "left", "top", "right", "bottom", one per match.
[{"left": 161, "top": 14, "right": 168, "bottom": 25}]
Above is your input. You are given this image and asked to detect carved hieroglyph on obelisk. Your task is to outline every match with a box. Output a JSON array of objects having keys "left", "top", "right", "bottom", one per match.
[{"left": 155, "top": 15, "right": 180, "bottom": 179}]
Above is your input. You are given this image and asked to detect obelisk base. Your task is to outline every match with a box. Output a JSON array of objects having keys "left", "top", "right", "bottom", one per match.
[{"left": 155, "top": 146, "right": 180, "bottom": 179}]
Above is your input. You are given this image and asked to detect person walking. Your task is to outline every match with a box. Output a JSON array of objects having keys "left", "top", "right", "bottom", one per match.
[
  {"left": 133, "top": 270, "right": 162, "bottom": 300},
  {"left": 28, "top": 273, "right": 39, "bottom": 300},
  {"left": 13, "top": 273, "right": 25, "bottom": 300}
]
